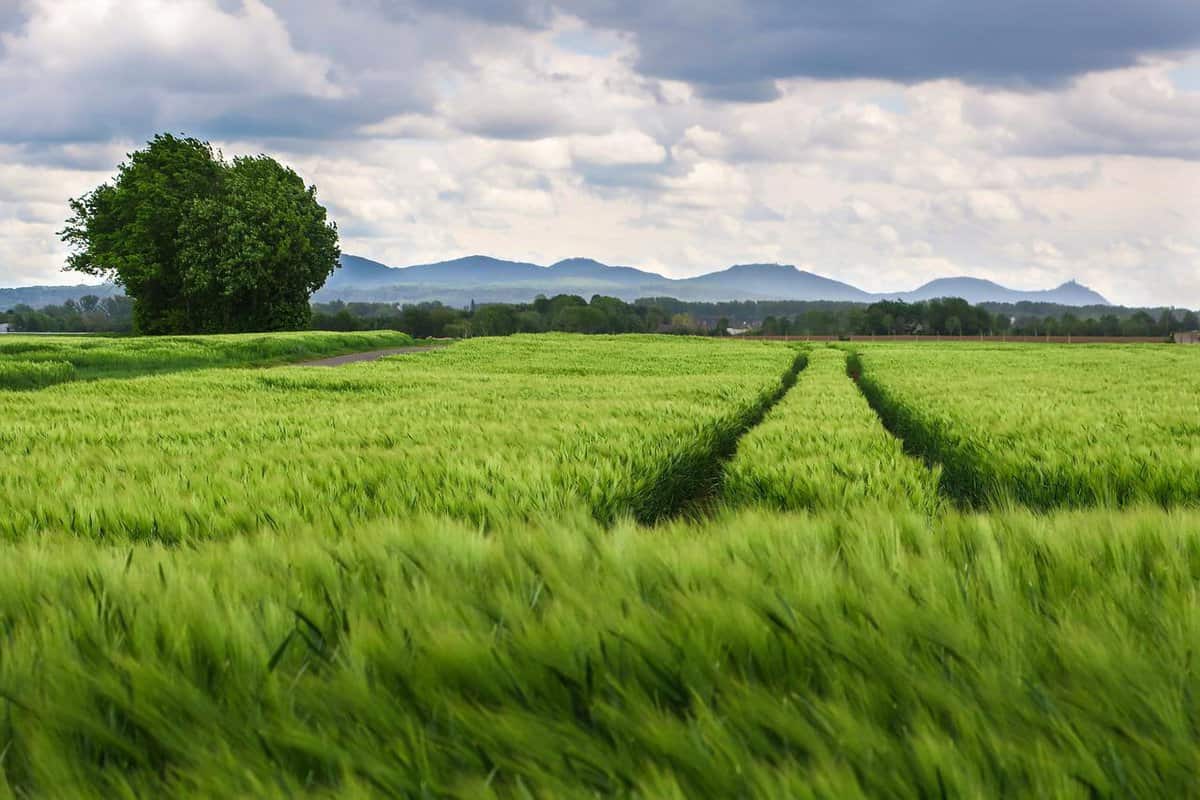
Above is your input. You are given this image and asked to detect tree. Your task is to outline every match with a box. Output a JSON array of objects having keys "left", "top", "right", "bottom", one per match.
[
  {"left": 60, "top": 134, "right": 338, "bottom": 334},
  {"left": 471, "top": 304, "right": 518, "bottom": 336},
  {"left": 177, "top": 156, "right": 339, "bottom": 332},
  {"left": 1122, "top": 310, "right": 1156, "bottom": 337}
]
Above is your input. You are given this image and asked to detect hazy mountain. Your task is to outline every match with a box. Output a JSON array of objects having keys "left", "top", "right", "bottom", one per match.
[
  {"left": 0, "top": 282, "right": 122, "bottom": 311},
  {"left": 388, "top": 255, "right": 548, "bottom": 284},
  {"left": 547, "top": 258, "right": 667, "bottom": 286},
  {"left": 888, "top": 277, "right": 1109, "bottom": 306},
  {"left": 681, "top": 264, "right": 873, "bottom": 302},
  {"left": 316, "top": 255, "right": 1111, "bottom": 307},
  {"left": 0, "top": 256, "right": 1112, "bottom": 310},
  {"left": 324, "top": 255, "right": 403, "bottom": 288}
]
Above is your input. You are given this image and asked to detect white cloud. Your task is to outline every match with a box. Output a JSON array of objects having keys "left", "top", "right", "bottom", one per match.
[
  {"left": 963, "top": 61, "right": 1200, "bottom": 159},
  {"left": 660, "top": 161, "right": 752, "bottom": 209},
  {"left": 0, "top": 0, "right": 344, "bottom": 140},
  {"left": 570, "top": 130, "right": 665, "bottom": 166},
  {"left": 0, "top": 2, "right": 1196, "bottom": 308},
  {"left": 964, "top": 190, "right": 1023, "bottom": 223}
]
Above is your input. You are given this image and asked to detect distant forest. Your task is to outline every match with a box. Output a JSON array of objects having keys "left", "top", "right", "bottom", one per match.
[{"left": 3, "top": 293, "right": 1197, "bottom": 339}]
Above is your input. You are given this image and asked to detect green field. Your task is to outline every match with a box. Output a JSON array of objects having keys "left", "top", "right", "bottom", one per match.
[
  {"left": 854, "top": 343, "right": 1200, "bottom": 508},
  {"left": 0, "top": 330, "right": 416, "bottom": 388},
  {"left": 2, "top": 333, "right": 1199, "bottom": 797}
]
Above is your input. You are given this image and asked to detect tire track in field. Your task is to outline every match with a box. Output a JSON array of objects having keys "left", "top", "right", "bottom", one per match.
[
  {"left": 645, "top": 348, "right": 809, "bottom": 524},
  {"left": 845, "top": 351, "right": 986, "bottom": 510},
  {"left": 294, "top": 344, "right": 447, "bottom": 367}
]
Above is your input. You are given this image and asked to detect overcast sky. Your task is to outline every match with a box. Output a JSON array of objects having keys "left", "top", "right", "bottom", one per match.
[{"left": 1, "top": 0, "right": 1198, "bottom": 305}]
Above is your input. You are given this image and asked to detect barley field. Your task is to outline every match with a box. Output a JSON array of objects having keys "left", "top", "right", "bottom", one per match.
[
  {"left": 853, "top": 343, "right": 1200, "bottom": 508},
  {"left": 2, "top": 332, "right": 1198, "bottom": 798},
  {"left": 0, "top": 330, "right": 416, "bottom": 388}
]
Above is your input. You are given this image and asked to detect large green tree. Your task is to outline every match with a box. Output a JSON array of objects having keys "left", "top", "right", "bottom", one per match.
[{"left": 61, "top": 134, "right": 339, "bottom": 334}]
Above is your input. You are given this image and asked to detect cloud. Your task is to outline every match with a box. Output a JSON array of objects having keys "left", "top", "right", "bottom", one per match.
[
  {"left": 569, "top": 130, "right": 665, "bottom": 166},
  {"left": 963, "top": 63, "right": 1200, "bottom": 159},
  {"left": 0, "top": 0, "right": 366, "bottom": 143},
  {"left": 0, "top": 0, "right": 512, "bottom": 144},
  {"left": 964, "top": 190, "right": 1024, "bottom": 223},
  {"left": 562, "top": 0, "right": 1200, "bottom": 98},
  {"left": 0, "top": 1, "right": 1197, "bottom": 308}
]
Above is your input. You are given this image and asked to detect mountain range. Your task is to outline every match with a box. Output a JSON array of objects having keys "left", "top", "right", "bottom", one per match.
[
  {"left": 0, "top": 282, "right": 124, "bottom": 311},
  {"left": 315, "top": 254, "right": 1111, "bottom": 306},
  {"left": 0, "top": 255, "right": 1112, "bottom": 311}
]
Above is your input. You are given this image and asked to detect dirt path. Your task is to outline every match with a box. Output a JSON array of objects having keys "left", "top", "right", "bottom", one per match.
[{"left": 296, "top": 344, "right": 447, "bottom": 367}]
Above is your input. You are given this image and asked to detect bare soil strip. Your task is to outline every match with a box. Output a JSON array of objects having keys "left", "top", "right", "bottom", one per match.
[{"left": 296, "top": 345, "right": 447, "bottom": 367}]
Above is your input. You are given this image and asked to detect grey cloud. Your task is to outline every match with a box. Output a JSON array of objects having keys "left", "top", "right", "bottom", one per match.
[
  {"left": 743, "top": 203, "right": 785, "bottom": 222},
  {"left": 297, "top": 0, "right": 1200, "bottom": 99},
  {"left": 576, "top": 161, "right": 674, "bottom": 191},
  {"left": 695, "top": 80, "right": 781, "bottom": 103},
  {"left": 363, "top": 0, "right": 554, "bottom": 27},
  {"left": 452, "top": 108, "right": 569, "bottom": 141},
  {"left": 559, "top": 0, "right": 1200, "bottom": 97},
  {"left": 0, "top": 0, "right": 29, "bottom": 59},
  {"left": 0, "top": 0, "right": 28, "bottom": 30},
  {"left": 0, "top": 0, "right": 442, "bottom": 146}
]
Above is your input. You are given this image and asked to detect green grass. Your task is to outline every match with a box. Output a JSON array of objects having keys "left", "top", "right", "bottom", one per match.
[
  {"left": 0, "top": 330, "right": 416, "bottom": 387},
  {"left": 852, "top": 343, "right": 1200, "bottom": 508},
  {"left": 1, "top": 334, "right": 1199, "bottom": 797},
  {"left": 0, "top": 335, "right": 796, "bottom": 541},
  {"left": 2, "top": 508, "right": 1199, "bottom": 797},
  {"left": 722, "top": 346, "right": 942, "bottom": 513},
  {"left": 0, "top": 359, "right": 77, "bottom": 389}
]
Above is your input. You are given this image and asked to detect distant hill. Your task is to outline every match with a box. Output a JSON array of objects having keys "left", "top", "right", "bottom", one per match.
[
  {"left": 0, "top": 282, "right": 122, "bottom": 311},
  {"left": 0, "top": 257, "right": 1114, "bottom": 310},
  {"left": 886, "top": 277, "right": 1109, "bottom": 306},
  {"left": 325, "top": 255, "right": 405, "bottom": 288},
  {"left": 547, "top": 258, "right": 667, "bottom": 287},
  {"left": 680, "top": 263, "right": 872, "bottom": 302},
  {"left": 315, "top": 254, "right": 1111, "bottom": 307}
]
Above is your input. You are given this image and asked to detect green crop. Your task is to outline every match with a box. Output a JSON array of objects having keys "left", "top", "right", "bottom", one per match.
[
  {"left": 1, "top": 334, "right": 1197, "bottom": 798},
  {"left": 0, "top": 358, "right": 77, "bottom": 389},
  {"left": 852, "top": 343, "right": 1200, "bottom": 508},
  {"left": 0, "top": 330, "right": 416, "bottom": 386},
  {"left": 2, "top": 507, "right": 1200, "bottom": 797},
  {"left": 723, "top": 346, "right": 942, "bottom": 513},
  {"left": 0, "top": 334, "right": 797, "bottom": 541}
]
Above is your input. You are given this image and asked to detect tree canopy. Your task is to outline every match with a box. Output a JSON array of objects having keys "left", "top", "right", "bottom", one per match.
[{"left": 60, "top": 134, "right": 339, "bottom": 334}]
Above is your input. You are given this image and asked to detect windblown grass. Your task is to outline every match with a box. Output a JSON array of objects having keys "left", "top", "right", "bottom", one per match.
[
  {"left": 1, "top": 508, "right": 1198, "bottom": 797},
  {"left": 0, "top": 335, "right": 796, "bottom": 541},
  {"left": 0, "top": 359, "right": 76, "bottom": 390},
  {"left": 3, "top": 334, "right": 1197, "bottom": 797},
  {"left": 853, "top": 343, "right": 1200, "bottom": 508},
  {"left": 0, "top": 330, "right": 416, "bottom": 385},
  {"left": 722, "top": 346, "right": 942, "bottom": 513}
]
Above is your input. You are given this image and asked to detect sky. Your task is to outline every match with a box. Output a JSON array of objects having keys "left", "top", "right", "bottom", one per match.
[{"left": 0, "top": 0, "right": 1198, "bottom": 306}]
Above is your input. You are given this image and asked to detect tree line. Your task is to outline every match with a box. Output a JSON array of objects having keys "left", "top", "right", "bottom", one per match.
[
  {"left": 6, "top": 292, "right": 1195, "bottom": 338},
  {"left": 1, "top": 296, "right": 134, "bottom": 333},
  {"left": 4, "top": 293, "right": 1195, "bottom": 338},
  {"left": 757, "top": 298, "right": 1199, "bottom": 338},
  {"left": 311, "top": 295, "right": 695, "bottom": 337},
  {"left": 308, "top": 295, "right": 1199, "bottom": 339}
]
